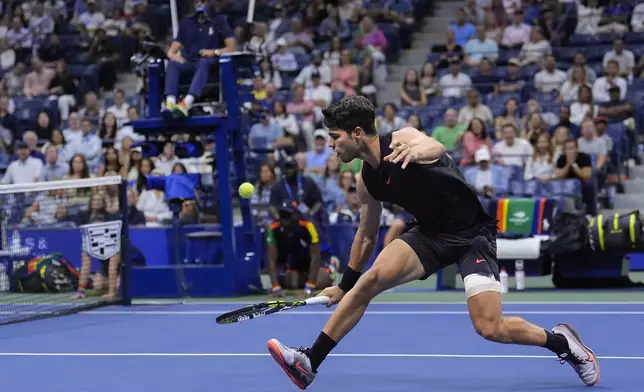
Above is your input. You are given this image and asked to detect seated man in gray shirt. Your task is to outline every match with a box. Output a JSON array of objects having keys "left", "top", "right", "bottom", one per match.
[
  {"left": 577, "top": 117, "right": 610, "bottom": 194},
  {"left": 40, "top": 145, "right": 68, "bottom": 182},
  {"left": 577, "top": 118, "right": 608, "bottom": 171}
]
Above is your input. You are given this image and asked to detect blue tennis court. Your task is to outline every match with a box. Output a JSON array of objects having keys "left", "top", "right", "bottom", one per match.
[{"left": 1, "top": 302, "right": 642, "bottom": 391}]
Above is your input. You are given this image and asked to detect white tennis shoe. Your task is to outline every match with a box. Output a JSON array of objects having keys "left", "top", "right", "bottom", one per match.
[
  {"left": 267, "top": 339, "right": 316, "bottom": 390},
  {"left": 552, "top": 324, "right": 600, "bottom": 386}
]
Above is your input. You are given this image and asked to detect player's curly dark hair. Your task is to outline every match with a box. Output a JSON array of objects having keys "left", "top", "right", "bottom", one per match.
[{"left": 322, "top": 95, "right": 377, "bottom": 136}]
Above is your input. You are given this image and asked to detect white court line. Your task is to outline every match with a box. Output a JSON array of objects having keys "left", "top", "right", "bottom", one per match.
[
  {"left": 0, "top": 352, "right": 642, "bottom": 360},
  {"left": 134, "top": 300, "right": 644, "bottom": 306},
  {"left": 81, "top": 310, "right": 644, "bottom": 315}
]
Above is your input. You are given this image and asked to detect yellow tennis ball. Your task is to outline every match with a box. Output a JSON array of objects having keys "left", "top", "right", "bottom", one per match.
[{"left": 238, "top": 182, "right": 254, "bottom": 199}]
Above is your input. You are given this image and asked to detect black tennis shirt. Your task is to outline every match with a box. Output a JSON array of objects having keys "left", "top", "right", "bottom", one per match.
[{"left": 361, "top": 133, "right": 496, "bottom": 234}]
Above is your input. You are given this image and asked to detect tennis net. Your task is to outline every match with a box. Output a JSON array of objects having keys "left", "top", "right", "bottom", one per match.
[{"left": 0, "top": 176, "right": 130, "bottom": 325}]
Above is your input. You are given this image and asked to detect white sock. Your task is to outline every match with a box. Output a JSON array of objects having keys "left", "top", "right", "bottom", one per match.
[
  {"left": 166, "top": 96, "right": 176, "bottom": 106},
  {"left": 184, "top": 94, "right": 195, "bottom": 109}
]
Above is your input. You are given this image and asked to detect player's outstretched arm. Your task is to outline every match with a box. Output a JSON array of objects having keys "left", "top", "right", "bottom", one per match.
[
  {"left": 385, "top": 127, "right": 446, "bottom": 168},
  {"left": 347, "top": 174, "right": 383, "bottom": 274},
  {"left": 318, "top": 174, "right": 382, "bottom": 305}
]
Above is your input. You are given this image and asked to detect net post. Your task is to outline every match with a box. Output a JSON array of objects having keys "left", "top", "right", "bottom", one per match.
[{"left": 119, "top": 178, "right": 132, "bottom": 305}]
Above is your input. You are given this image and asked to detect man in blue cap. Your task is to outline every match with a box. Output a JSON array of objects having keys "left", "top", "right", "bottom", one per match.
[{"left": 163, "top": 0, "right": 236, "bottom": 119}]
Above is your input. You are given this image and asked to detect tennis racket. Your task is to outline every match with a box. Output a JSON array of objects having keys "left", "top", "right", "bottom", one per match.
[{"left": 216, "top": 296, "right": 330, "bottom": 324}]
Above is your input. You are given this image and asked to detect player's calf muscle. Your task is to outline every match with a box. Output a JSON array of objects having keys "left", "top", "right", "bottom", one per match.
[{"left": 469, "top": 292, "right": 546, "bottom": 345}]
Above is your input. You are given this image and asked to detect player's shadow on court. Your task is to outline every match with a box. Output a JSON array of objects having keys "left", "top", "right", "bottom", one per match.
[{"left": 335, "top": 374, "right": 610, "bottom": 392}]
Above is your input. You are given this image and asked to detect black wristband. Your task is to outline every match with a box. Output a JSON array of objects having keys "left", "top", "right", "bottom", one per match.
[{"left": 338, "top": 266, "right": 361, "bottom": 292}]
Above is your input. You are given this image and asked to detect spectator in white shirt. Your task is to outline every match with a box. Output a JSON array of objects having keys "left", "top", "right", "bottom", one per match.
[
  {"left": 493, "top": 123, "right": 533, "bottom": 167},
  {"left": 305, "top": 71, "right": 332, "bottom": 120},
  {"left": 102, "top": 8, "right": 128, "bottom": 37},
  {"left": 439, "top": 60, "right": 472, "bottom": 98},
  {"left": 524, "top": 133, "right": 556, "bottom": 196},
  {"left": 632, "top": 3, "right": 644, "bottom": 32},
  {"left": 602, "top": 38, "right": 635, "bottom": 78},
  {"left": 295, "top": 51, "right": 332, "bottom": 88},
  {"left": 114, "top": 106, "right": 145, "bottom": 151},
  {"left": 259, "top": 59, "right": 282, "bottom": 90},
  {"left": 248, "top": 22, "right": 276, "bottom": 57},
  {"left": 271, "top": 38, "right": 299, "bottom": 73},
  {"left": 592, "top": 59, "right": 627, "bottom": 103},
  {"left": 457, "top": 89, "right": 493, "bottom": 125},
  {"left": 137, "top": 186, "right": 173, "bottom": 227},
  {"left": 77, "top": 0, "right": 105, "bottom": 35},
  {"left": 576, "top": 0, "right": 627, "bottom": 35},
  {"left": 534, "top": 54, "right": 567, "bottom": 93},
  {"left": 503, "top": 0, "right": 521, "bottom": 15},
  {"left": 152, "top": 141, "right": 181, "bottom": 176},
  {"left": 272, "top": 101, "right": 300, "bottom": 142},
  {"left": 570, "top": 85, "right": 598, "bottom": 125},
  {"left": 559, "top": 66, "right": 591, "bottom": 103},
  {"left": 0, "top": 37, "right": 15, "bottom": 70},
  {"left": 575, "top": 0, "right": 602, "bottom": 34},
  {"left": 518, "top": 27, "right": 551, "bottom": 66},
  {"left": 501, "top": 10, "right": 531, "bottom": 49},
  {"left": 1, "top": 141, "right": 43, "bottom": 184},
  {"left": 106, "top": 88, "right": 130, "bottom": 128}
]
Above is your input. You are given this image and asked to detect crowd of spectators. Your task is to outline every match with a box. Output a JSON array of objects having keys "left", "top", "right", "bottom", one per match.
[
  {"left": 0, "top": 0, "right": 211, "bottom": 228},
  {"left": 245, "top": 0, "right": 643, "bottom": 226},
  {"left": 381, "top": 0, "right": 643, "bottom": 215},
  {"left": 241, "top": 0, "right": 425, "bottom": 230},
  {"left": 2, "top": 0, "right": 643, "bottom": 236}
]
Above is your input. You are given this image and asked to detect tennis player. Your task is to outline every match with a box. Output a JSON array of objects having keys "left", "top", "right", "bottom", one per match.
[{"left": 267, "top": 96, "right": 599, "bottom": 389}]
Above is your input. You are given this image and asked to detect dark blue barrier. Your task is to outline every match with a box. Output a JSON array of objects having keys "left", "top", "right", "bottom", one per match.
[
  {"left": 19, "top": 225, "right": 261, "bottom": 268},
  {"left": 17, "top": 224, "right": 644, "bottom": 296},
  {"left": 19, "top": 223, "right": 382, "bottom": 273}
]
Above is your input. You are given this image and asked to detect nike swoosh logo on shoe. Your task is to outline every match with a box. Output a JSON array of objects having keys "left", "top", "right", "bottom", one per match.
[{"left": 295, "top": 360, "right": 311, "bottom": 376}]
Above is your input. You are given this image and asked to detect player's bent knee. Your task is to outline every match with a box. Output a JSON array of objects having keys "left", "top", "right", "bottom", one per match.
[
  {"left": 464, "top": 273, "right": 501, "bottom": 299},
  {"left": 353, "top": 268, "right": 387, "bottom": 299}
]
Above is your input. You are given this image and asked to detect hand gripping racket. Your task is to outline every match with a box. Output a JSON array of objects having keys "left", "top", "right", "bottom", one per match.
[{"left": 216, "top": 296, "right": 330, "bottom": 324}]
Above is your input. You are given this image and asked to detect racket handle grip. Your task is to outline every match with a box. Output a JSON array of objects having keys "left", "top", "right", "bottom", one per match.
[{"left": 305, "top": 296, "right": 330, "bottom": 306}]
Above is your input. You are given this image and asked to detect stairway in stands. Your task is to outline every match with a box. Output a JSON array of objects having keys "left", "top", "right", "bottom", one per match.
[
  {"left": 605, "top": 160, "right": 644, "bottom": 213},
  {"left": 377, "top": 0, "right": 465, "bottom": 105}
]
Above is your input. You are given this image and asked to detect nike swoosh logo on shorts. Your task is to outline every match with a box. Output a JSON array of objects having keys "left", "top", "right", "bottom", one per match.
[{"left": 476, "top": 258, "right": 485, "bottom": 264}]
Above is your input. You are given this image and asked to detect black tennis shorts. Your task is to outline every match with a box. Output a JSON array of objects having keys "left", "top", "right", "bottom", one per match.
[{"left": 398, "top": 224, "right": 500, "bottom": 281}]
